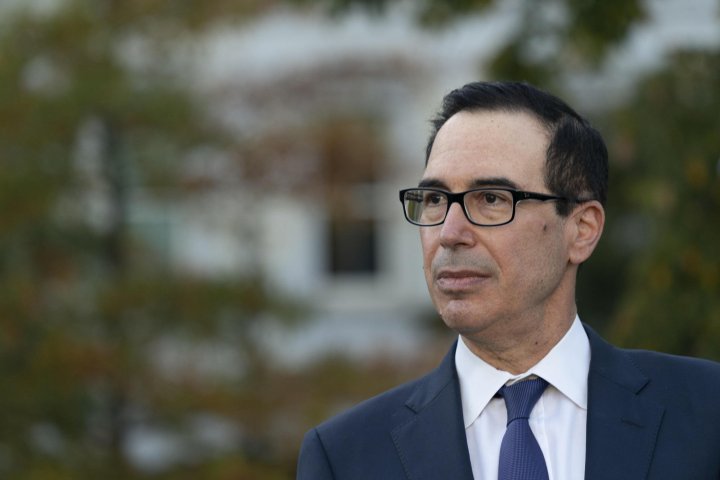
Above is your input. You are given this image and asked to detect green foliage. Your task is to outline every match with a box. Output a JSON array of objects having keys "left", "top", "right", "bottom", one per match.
[
  {"left": 307, "top": 0, "right": 646, "bottom": 96},
  {"left": 490, "top": 39, "right": 555, "bottom": 88},
  {"left": 489, "top": 0, "right": 645, "bottom": 82},
  {"left": 288, "top": 0, "right": 493, "bottom": 25},
  {"left": 604, "top": 50, "right": 720, "bottom": 359},
  {"left": 564, "top": 0, "right": 644, "bottom": 58},
  {"left": 414, "top": 0, "right": 494, "bottom": 27},
  {"left": 0, "top": 1, "right": 304, "bottom": 477}
]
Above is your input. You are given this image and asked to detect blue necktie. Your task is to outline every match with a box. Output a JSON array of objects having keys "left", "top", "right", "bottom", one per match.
[{"left": 498, "top": 378, "right": 549, "bottom": 480}]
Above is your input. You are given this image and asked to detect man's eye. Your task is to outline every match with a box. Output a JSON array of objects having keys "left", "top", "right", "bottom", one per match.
[
  {"left": 475, "top": 191, "right": 511, "bottom": 207},
  {"left": 427, "top": 194, "right": 444, "bottom": 205},
  {"left": 483, "top": 193, "right": 498, "bottom": 204}
]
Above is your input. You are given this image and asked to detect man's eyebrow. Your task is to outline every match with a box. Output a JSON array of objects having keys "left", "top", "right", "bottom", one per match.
[
  {"left": 417, "top": 178, "right": 447, "bottom": 189},
  {"left": 417, "top": 177, "right": 520, "bottom": 190},
  {"left": 469, "top": 177, "right": 520, "bottom": 189}
]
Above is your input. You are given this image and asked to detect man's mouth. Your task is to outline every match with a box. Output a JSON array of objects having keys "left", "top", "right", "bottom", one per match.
[{"left": 435, "top": 269, "right": 490, "bottom": 292}]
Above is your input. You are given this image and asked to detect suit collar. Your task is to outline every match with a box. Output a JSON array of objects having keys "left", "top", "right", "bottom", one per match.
[
  {"left": 391, "top": 326, "right": 668, "bottom": 480},
  {"left": 391, "top": 341, "right": 474, "bottom": 480},
  {"left": 583, "top": 324, "right": 665, "bottom": 480},
  {"left": 585, "top": 323, "right": 649, "bottom": 393}
]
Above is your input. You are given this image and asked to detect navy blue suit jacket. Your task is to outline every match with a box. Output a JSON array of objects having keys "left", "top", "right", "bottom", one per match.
[{"left": 297, "top": 324, "right": 720, "bottom": 479}]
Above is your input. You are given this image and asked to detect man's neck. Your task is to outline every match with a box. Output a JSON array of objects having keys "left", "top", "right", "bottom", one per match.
[{"left": 460, "top": 311, "right": 576, "bottom": 375}]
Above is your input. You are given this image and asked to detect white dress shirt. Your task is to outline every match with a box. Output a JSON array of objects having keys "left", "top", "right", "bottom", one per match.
[{"left": 455, "top": 316, "right": 590, "bottom": 480}]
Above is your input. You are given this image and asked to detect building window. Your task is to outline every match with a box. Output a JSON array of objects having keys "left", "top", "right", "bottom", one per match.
[
  {"left": 327, "top": 217, "right": 377, "bottom": 275},
  {"left": 316, "top": 115, "right": 385, "bottom": 277}
]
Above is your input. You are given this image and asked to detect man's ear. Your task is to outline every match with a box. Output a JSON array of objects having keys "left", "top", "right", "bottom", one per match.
[{"left": 567, "top": 201, "right": 605, "bottom": 265}]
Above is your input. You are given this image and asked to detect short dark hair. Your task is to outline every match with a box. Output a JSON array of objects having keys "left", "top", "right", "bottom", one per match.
[{"left": 425, "top": 81, "right": 608, "bottom": 216}]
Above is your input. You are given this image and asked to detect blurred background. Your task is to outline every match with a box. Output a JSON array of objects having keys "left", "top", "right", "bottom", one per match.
[{"left": 0, "top": 0, "right": 718, "bottom": 478}]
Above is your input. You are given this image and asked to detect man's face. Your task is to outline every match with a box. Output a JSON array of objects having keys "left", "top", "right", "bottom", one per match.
[{"left": 420, "top": 110, "right": 575, "bottom": 341}]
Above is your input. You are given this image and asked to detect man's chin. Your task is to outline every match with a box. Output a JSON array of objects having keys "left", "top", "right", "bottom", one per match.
[{"left": 438, "top": 302, "right": 493, "bottom": 335}]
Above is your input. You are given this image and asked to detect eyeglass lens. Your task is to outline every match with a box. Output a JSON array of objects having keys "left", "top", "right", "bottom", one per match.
[{"left": 403, "top": 189, "right": 514, "bottom": 226}]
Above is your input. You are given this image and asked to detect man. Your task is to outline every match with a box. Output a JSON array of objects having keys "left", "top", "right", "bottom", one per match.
[{"left": 296, "top": 81, "right": 720, "bottom": 479}]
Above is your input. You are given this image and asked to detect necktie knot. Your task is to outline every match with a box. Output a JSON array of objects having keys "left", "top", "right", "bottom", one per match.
[{"left": 499, "top": 377, "right": 548, "bottom": 425}]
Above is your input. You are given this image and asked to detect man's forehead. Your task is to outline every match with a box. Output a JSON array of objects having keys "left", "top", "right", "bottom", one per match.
[
  {"left": 431, "top": 110, "right": 549, "bottom": 150},
  {"left": 424, "top": 110, "right": 549, "bottom": 190}
]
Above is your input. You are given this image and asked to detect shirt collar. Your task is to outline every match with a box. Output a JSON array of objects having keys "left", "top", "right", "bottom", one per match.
[{"left": 455, "top": 316, "right": 590, "bottom": 428}]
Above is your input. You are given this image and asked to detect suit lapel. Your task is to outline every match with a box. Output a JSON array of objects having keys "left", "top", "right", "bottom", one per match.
[
  {"left": 391, "top": 342, "right": 474, "bottom": 480},
  {"left": 583, "top": 325, "right": 665, "bottom": 480},
  {"left": 391, "top": 327, "right": 667, "bottom": 480}
]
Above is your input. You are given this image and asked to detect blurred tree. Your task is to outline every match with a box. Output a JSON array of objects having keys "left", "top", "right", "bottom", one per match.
[
  {"left": 0, "top": 1, "right": 425, "bottom": 477},
  {"left": 489, "top": 0, "right": 645, "bottom": 87},
  {"left": 0, "top": 0, "right": 305, "bottom": 478},
  {"left": 298, "top": 0, "right": 644, "bottom": 87},
  {"left": 603, "top": 50, "right": 720, "bottom": 359}
]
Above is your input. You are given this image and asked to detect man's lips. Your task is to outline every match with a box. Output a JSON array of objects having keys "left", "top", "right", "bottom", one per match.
[{"left": 435, "top": 269, "right": 490, "bottom": 292}]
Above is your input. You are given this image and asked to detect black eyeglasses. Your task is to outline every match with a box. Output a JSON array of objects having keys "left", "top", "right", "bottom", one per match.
[{"left": 399, "top": 187, "right": 581, "bottom": 227}]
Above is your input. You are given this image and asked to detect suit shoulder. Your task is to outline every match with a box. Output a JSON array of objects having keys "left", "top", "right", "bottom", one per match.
[
  {"left": 298, "top": 356, "right": 459, "bottom": 479},
  {"left": 315, "top": 372, "right": 429, "bottom": 435},
  {"left": 622, "top": 347, "right": 720, "bottom": 390},
  {"left": 313, "top": 344, "right": 458, "bottom": 436},
  {"left": 623, "top": 347, "right": 720, "bottom": 374}
]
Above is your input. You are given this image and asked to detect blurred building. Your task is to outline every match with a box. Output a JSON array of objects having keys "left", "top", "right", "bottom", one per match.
[
  {"left": 152, "top": 4, "right": 521, "bottom": 366},
  {"left": 124, "top": 0, "right": 719, "bottom": 366}
]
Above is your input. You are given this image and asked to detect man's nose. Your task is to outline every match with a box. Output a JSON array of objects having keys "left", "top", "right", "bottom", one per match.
[{"left": 439, "top": 203, "right": 476, "bottom": 248}]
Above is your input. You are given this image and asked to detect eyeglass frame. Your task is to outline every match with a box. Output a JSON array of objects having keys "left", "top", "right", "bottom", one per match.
[{"left": 398, "top": 187, "right": 586, "bottom": 227}]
